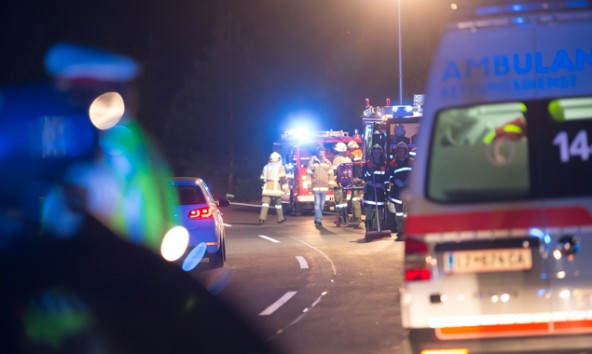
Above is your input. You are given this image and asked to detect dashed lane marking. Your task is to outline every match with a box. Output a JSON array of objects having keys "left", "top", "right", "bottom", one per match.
[
  {"left": 259, "top": 291, "right": 298, "bottom": 316},
  {"left": 295, "top": 256, "right": 309, "bottom": 269},
  {"left": 258, "top": 235, "right": 281, "bottom": 243}
]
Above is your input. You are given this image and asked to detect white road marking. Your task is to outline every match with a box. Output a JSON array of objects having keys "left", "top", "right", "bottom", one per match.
[
  {"left": 295, "top": 256, "right": 309, "bottom": 269},
  {"left": 259, "top": 291, "right": 298, "bottom": 316},
  {"left": 291, "top": 238, "right": 337, "bottom": 276},
  {"left": 258, "top": 235, "right": 280, "bottom": 243}
]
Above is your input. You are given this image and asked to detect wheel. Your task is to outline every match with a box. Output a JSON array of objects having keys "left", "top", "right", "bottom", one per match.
[{"left": 209, "top": 238, "right": 225, "bottom": 269}]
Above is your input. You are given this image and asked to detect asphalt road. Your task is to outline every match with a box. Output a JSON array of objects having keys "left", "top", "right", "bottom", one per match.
[{"left": 197, "top": 203, "right": 407, "bottom": 354}]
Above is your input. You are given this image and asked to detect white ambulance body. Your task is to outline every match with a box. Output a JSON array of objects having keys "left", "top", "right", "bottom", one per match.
[{"left": 401, "top": 1, "right": 592, "bottom": 353}]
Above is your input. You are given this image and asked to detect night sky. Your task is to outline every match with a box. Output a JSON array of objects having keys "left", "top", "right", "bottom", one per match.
[{"left": 1, "top": 0, "right": 451, "bottom": 199}]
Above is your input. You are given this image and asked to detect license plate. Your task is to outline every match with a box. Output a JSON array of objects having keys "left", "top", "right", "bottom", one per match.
[{"left": 443, "top": 248, "right": 532, "bottom": 274}]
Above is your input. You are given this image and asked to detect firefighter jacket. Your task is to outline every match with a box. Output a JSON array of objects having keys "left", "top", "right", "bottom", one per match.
[
  {"left": 388, "top": 156, "right": 413, "bottom": 203},
  {"left": 362, "top": 161, "right": 390, "bottom": 205},
  {"left": 261, "top": 161, "right": 289, "bottom": 197},
  {"left": 307, "top": 155, "right": 334, "bottom": 193},
  {"left": 332, "top": 154, "right": 351, "bottom": 188},
  {"left": 350, "top": 148, "right": 363, "bottom": 162}
]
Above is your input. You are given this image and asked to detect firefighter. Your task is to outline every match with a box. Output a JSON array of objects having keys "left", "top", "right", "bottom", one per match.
[
  {"left": 259, "top": 152, "right": 289, "bottom": 224},
  {"left": 347, "top": 140, "right": 363, "bottom": 226},
  {"left": 332, "top": 142, "right": 351, "bottom": 227},
  {"left": 362, "top": 144, "right": 390, "bottom": 231},
  {"left": 307, "top": 145, "right": 333, "bottom": 227},
  {"left": 393, "top": 124, "right": 410, "bottom": 145},
  {"left": 348, "top": 140, "right": 363, "bottom": 162},
  {"left": 387, "top": 142, "right": 413, "bottom": 238}
]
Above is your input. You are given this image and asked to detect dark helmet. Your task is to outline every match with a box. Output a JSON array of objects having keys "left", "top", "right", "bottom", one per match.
[
  {"left": 370, "top": 144, "right": 385, "bottom": 164},
  {"left": 371, "top": 144, "right": 383, "bottom": 152}
]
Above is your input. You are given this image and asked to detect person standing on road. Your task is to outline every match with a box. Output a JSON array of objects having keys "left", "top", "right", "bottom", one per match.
[
  {"left": 362, "top": 144, "right": 389, "bottom": 232},
  {"left": 387, "top": 142, "right": 413, "bottom": 237},
  {"left": 307, "top": 145, "right": 333, "bottom": 227},
  {"left": 332, "top": 142, "right": 351, "bottom": 227},
  {"left": 259, "top": 152, "right": 289, "bottom": 225},
  {"left": 347, "top": 140, "right": 363, "bottom": 226}
]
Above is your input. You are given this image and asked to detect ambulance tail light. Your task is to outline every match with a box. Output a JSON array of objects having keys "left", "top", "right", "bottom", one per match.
[{"left": 405, "top": 238, "right": 432, "bottom": 282}]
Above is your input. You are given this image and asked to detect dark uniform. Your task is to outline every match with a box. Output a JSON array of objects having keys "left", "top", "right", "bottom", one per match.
[
  {"left": 387, "top": 142, "right": 413, "bottom": 237},
  {"left": 362, "top": 144, "right": 390, "bottom": 231}
]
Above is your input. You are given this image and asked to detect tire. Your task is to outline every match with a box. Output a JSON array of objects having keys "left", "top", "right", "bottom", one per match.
[{"left": 209, "top": 238, "right": 225, "bottom": 269}]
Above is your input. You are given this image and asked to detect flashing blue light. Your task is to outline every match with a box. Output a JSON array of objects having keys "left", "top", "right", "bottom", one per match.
[
  {"left": 182, "top": 242, "right": 206, "bottom": 271},
  {"left": 528, "top": 227, "right": 544, "bottom": 238},
  {"left": 511, "top": 4, "right": 525, "bottom": 11},
  {"left": 512, "top": 17, "right": 526, "bottom": 24},
  {"left": 544, "top": 234, "right": 552, "bottom": 245},
  {"left": 392, "top": 105, "right": 414, "bottom": 118}
]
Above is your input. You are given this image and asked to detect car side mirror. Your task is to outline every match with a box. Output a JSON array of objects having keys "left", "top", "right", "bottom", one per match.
[{"left": 217, "top": 199, "right": 230, "bottom": 208}]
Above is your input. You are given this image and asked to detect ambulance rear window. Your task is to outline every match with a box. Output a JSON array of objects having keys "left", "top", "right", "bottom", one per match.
[
  {"left": 428, "top": 102, "right": 530, "bottom": 203},
  {"left": 428, "top": 97, "right": 592, "bottom": 203}
]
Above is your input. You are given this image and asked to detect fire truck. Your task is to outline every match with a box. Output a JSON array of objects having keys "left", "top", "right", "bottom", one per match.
[
  {"left": 273, "top": 129, "right": 363, "bottom": 216},
  {"left": 360, "top": 95, "right": 423, "bottom": 159},
  {"left": 354, "top": 96, "right": 424, "bottom": 238}
]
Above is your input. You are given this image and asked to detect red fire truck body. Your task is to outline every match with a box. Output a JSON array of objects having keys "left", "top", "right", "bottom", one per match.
[{"left": 273, "top": 129, "right": 363, "bottom": 216}]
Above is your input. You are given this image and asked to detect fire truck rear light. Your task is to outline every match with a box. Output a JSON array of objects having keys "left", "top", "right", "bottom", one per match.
[{"left": 188, "top": 207, "right": 213, "bottom": 219}]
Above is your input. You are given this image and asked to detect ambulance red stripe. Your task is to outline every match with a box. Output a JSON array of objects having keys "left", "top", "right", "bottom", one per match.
[{"left": 406, "top": 206, "right": 592, "bottom": 235}]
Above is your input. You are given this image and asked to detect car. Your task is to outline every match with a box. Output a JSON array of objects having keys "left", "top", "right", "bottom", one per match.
[{"left": 170, "top": 177, "right": 230, "bottom": 270}]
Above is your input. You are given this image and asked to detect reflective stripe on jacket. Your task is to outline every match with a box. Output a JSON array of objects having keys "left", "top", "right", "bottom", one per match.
[
  {"left": 261, "top": 162, "right": 288, "bottom": 197},
  {"left": 307, "top": 156, "right": 333, "bottom": 193}
]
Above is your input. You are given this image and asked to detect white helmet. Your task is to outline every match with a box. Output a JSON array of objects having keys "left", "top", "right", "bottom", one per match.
[
  {"left": 347, "top": 140, "right": 359, "bottom": 150},
  {"left": 269, "top": 152, "right": 281, "bottom": 162},
  {"left": 335, "top": 142, "right": 347, "bottom": 152}
]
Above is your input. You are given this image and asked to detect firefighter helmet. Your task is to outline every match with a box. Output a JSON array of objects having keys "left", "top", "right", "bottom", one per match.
[
  {"left": 335, "top": 142, "right": 347, "bottom": 152},
  {"left": 371, "top": 144, "right": 383, "bottom": 152},
  {"left": 395, "top": 142, "right": 409, "bottom": 152},
  {"left": 269, "top": 152, "right": 281, "bottom": 162},
  {"left": 347, "top": 141, "right": 359, "bottom": 150}
]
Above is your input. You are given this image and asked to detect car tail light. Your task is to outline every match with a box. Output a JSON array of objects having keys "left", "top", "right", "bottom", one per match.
[
  {"left": 188, "top": 207, "right": 213, "bottom": 219},
  {"left": 405, "top": 238, "right": 432, "bottom": 282}
]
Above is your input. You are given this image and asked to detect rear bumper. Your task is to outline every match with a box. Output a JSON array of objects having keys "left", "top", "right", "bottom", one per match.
[{"left": 404, "top": 328, "right": 592, "bottom": 354}]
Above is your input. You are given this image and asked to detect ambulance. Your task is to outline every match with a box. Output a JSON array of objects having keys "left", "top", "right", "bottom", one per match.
[{"left": 400, "top": 1, "right": 592, "bottom": 353}]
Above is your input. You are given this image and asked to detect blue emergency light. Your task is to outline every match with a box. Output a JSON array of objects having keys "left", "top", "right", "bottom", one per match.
[{"left": 392, "top": 105, "right": 414, "bottom": 118}]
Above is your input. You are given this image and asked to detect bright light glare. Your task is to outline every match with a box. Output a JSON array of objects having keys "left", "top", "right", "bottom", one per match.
[
  {"left": 88, "top": 91, "right": 125, "bottom": 130},
  {"left": 182, "top": 242, "right": 206, "bottom": 271},
  {"left": 160, "top": 226, "right": 189, "bottom": 261}
]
